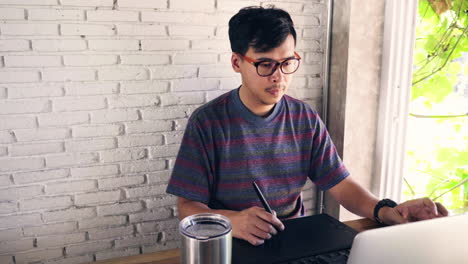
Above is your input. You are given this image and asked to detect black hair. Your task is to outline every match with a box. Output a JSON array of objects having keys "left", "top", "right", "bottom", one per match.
[{"left": 228, "top": 6, "right": 297, "bottom": 55}]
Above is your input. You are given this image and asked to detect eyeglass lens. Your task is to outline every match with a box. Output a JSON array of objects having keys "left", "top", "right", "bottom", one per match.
[{"left": 257, "top": 58, "right": 300, "bottom": 76}]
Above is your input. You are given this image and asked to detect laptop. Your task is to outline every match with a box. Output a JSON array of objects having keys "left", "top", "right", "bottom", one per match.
[
  {"left": 347, "top": 213, "right": 468, "bottom": 264},
  {"left": 233, "top": 212, "right": 468, "bottom": 264},
  {"left": 232, "top": 213, "right": 357, "bottom": 264}
]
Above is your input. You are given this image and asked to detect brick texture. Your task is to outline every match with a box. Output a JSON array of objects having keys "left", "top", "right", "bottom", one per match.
[
  {"left": 0, "top": 131, "right": 15, "bottom": 144},
  {"left": 0, "top": 228, "right": 22, "bottom": 242},
  {"left": 0, "top": 1, "right": 326, "bottom": 263}
]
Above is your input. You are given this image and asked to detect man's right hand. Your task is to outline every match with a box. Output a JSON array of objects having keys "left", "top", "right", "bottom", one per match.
[
  {"left": 178, "top": 197, "right": 285, "bottom": 246},
  {"left": 230, "top": 206, "right": 285, "bottom": 246}
]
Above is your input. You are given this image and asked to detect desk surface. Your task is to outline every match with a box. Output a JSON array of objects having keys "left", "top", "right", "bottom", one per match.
[{"left": 93, "top": 218, "right": 380, "bottom": 264}]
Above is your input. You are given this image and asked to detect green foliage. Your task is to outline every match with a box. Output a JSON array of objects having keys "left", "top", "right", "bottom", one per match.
[
  {"left": 411, "top": 0, "right": 468, "bottom": 108},
  {"left": 404, "top": 115, "right": 467, "bottom": 211},
  {"left": 403, "top": 0, "right": 468, "bottom": 213}
]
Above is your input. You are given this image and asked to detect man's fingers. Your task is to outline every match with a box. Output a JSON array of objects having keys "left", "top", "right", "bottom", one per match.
[
  {"left": 269, "top": 224, "right": 278, "bottom": 235},
  {"left": 436, "top": 202, "right": 449, "bottom": 216},
  {"left": 254, "top": 214, "right": 279, "bottom": 235},
  {"left": 270, "top": 210, "right": 285, "bottom": 231},
  {"left": 256, "top": 209, "right": 285, "bottom": 231},
  {"left": 245, "top": 233, "right": 264, "bottom": 246},
  {"left": 397, "top": 206, "right": 409, "bottom": 219},
  {"left": 422, "top": 197, "right": 438, "bottom": 216},
  {"left": 422, "top": 197, "right": 448, "bottom": 217},
  {"left": 251, "top": 225, "right": 271, "bottom": 240},
  {"left": 253, "top": 219, "right": 273, "bottom": 237},
  {"left": 390, "top": 208, "right": 408, "bottom": 224},
  {"left": 249, "top": 209, "right": 277, "bottom": 234},
  {"left": 384, "top": 207, "right": 407, "bottom": 224},
  {"left": 232, "top": 206, "right": 288, "bottom": 246},
  {"left": 254, "top": 217, "right": 278, "bottom": 235}
]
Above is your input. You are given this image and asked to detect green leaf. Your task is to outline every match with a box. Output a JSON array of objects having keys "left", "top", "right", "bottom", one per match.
[
  {"left": 447, "top": 61, "right": 462, "bottom": 75},
  {"left": 414, "top": 74, "right": 453, "bottom": 105},
  {"left": 419, "top": 0, "right": 440, "bottom": 23},
  {"left": 455, "top": 167, "right": 468, "bottom": 179},
  {"left": 424, "top": 34, "right": 440, "bottom": 52},
  {"left": 413, "top": 51, "right": 429, "bottom": 66},
  {"left": 453, "top": 0, "right": 468, "bottom": 19}
]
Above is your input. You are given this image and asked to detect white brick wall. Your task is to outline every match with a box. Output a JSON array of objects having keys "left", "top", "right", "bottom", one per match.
[
  {"left": 0, "top": 8, "right": 26, "bottom": 20},
  {"left": 0, "top": 39, "right": 30, "bottom": 51},
  {"left": 28, "top": 9, "right": 84, "bottom": 21},
  {"left": 32, "top": 39, "right": 87, "bottom": 52},
  {"left": 0, "top": 1, "right": 326, "bottom": 263}
]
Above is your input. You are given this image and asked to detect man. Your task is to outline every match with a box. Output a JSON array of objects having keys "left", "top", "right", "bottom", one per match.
[{"left": 166, "top": 6, "right": 448, "bottom": 246}]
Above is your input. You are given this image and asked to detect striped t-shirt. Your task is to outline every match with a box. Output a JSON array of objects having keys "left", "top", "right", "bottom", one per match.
[{"left": 166, "top": 88, "right": 349, "bottom": 218}]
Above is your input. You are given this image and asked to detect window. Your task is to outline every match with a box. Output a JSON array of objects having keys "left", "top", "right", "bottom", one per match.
[{"left": 374, "top": 0, "right": 467, "bottom": 214}]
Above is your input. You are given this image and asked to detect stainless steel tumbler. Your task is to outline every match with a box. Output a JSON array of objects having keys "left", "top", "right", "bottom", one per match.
[{"left": 179, "top": 213, "right": 232, "bottom": 264}]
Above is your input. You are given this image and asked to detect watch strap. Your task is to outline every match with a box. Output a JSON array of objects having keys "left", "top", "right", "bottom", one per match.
[{"left": 373, "top": 198, "right": 398, "bottom": 225}]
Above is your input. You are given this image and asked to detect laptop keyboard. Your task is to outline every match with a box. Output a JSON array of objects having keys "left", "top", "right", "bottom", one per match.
[{"left": 278, "top": 249, "right": 350, "bottom": 264}]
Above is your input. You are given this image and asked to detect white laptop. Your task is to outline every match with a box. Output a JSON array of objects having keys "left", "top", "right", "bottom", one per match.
[{"left": 347, "top": 213, "right": 468, "bottom": 264}]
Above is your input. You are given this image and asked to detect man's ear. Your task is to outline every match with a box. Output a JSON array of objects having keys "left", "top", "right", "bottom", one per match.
[{"left": 231, "top": 53, "right": 241, "bottom": 73}]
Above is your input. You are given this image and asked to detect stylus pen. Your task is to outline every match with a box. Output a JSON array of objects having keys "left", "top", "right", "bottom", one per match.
[
  {"left": 252, "top": 181, "right": 282, "bottom": 234},
  {"left": 252, "top": 181, "right": 273, "bottom": 214}
]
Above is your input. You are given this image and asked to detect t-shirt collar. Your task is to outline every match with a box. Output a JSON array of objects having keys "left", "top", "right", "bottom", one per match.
[{"left": 231, "top": 86, "right": 283, "bottom": 125}]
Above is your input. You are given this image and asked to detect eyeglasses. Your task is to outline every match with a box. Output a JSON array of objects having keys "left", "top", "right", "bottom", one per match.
[{"left": 238, "top": 52, "right": 301, "bottom": 77}]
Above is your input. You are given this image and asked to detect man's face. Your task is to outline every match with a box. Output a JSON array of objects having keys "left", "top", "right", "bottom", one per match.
[{"left": 232, "top": 34, "right": 297, "bottom": 115}]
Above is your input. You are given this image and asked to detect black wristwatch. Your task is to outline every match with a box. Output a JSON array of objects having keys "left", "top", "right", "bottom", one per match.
[{"left": 373, "top": 198, "right": 398, "bottom": 225}]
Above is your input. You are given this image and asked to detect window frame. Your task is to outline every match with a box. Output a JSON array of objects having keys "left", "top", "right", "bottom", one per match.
[{"left": 372, "top": 0, "right": 419, "bottom": 201}]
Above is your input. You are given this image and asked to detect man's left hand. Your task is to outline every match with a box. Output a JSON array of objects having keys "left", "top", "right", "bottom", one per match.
[{"left": 380, "top": 197, "right": 449, "bottom": 225}]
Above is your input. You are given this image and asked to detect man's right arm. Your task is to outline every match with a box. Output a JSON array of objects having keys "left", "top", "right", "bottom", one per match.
[
  {"left": 171, "top": 117, "right": 283, "bottom": 245},
  {"left": 178, "top": 197, "right": 285, "bottom": 246}
]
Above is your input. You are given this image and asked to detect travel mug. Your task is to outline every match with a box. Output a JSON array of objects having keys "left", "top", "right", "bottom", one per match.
[{"left": 179, "top": 213, "right": 232, "bottom": 264}]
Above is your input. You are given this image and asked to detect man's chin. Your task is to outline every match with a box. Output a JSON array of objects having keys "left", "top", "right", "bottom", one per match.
[{"left": 261, "top": 95, "right": 283, "bottom": 106}]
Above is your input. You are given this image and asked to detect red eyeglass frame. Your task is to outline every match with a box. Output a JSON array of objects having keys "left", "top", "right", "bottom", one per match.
[{"left": 237, "top": 52, "right": 302, "bottom": 76}]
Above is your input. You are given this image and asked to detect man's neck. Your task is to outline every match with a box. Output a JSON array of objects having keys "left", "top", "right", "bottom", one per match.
[{"left": 238, "top": 85, "right": 275, "bottom": 117}]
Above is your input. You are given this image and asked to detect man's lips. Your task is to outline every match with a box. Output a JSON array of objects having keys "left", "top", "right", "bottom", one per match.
[
  {"left": 266, "top": 85, "right": 284, "bottom": 96},
  {"left": 266, "top": 89, "right": 280, "bottom": 96}
]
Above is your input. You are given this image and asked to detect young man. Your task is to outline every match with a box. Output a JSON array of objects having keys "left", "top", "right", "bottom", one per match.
[{"left": 166, "top": 6, "right": 448, "bottom": 246}]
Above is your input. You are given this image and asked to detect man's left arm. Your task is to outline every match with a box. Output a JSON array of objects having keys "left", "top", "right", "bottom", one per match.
[{"left": 328, "top": 176, "right": 449, "bottom": 225}]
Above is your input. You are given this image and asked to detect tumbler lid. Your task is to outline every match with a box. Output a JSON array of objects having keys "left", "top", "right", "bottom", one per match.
[{"left": 179, "top": 213, "right": 232, "bottom": 240}]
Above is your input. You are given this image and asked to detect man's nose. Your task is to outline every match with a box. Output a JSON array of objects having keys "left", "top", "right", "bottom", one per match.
[{"left": 269, "top": 65, "right": 284, "bottom": 83}]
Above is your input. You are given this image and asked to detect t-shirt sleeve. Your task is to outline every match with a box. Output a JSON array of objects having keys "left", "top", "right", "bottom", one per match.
[
  {"left": 309, "top": 114, "right": 349, "bottom": 190},
  {"left": 166, "top": 116, "right": 212, "bottom": 204}
]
